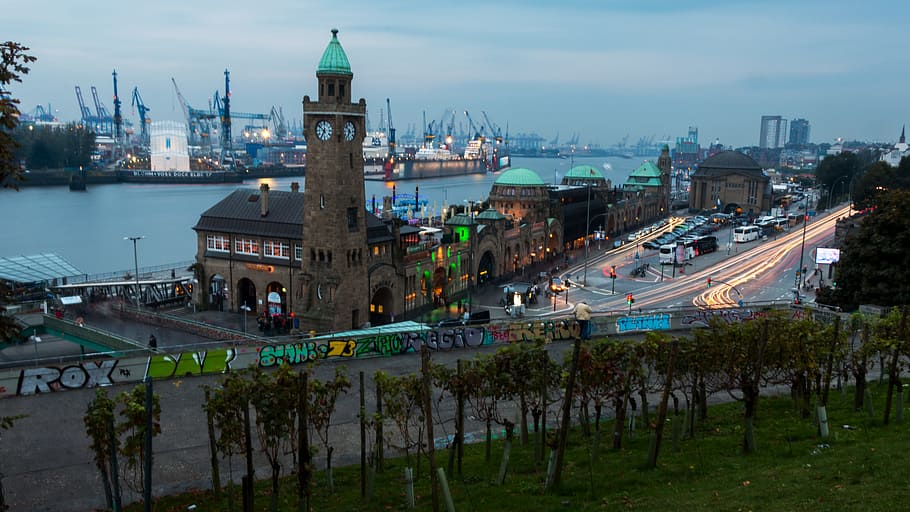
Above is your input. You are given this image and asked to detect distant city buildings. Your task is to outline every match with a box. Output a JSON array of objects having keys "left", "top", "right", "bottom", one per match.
[
  {"left": 759, "top": 115, "right": 788, "bottom": 149},
  {"left": 880, "top": 126, "right": 909, "bottom": 167},
  {"left": 788, "top": 118, "right": 811, "bottom": 147},
  {"left": 672, "top": 126, "right": 701, "bottom": 171}
]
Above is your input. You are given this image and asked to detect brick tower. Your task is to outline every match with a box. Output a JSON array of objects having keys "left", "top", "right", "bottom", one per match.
[{"left": 299, "top": 29, "right": 369, "bottom": 331}]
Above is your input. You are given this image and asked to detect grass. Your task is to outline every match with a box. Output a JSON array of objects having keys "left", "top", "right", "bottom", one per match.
[{"left": 127, "top": 383, "right": 910, "bottom": 511}]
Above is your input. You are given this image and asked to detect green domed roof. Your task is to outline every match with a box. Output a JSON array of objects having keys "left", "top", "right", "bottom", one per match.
[
  {"left": 317, "top": 29, "right": 352, "bottom": 76},
  {"left": 565, "top": 165, "right": 604, "bottom": 179},
  {"left": 494, "top": 167, "right": 545, "bottom": 186},
  {"left": 476, "top": 208, "right": 506, "bottom": 220}
]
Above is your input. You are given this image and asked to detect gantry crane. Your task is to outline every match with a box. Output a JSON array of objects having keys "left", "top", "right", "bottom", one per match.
[
  {"left": 74, "top": 86, "right": 95, "bottom": 129},
  {"left": 171, "top": 77, "right": 217, "bottom": 148},
  {"left": 463, "top": 110, "right": 484, "bottom": 141},
  {"left": 131, "top": 86, "right": 151, "bottom": 145},
  {"left": 481, "top": 110, "right": 503, "bottom": 143},
  {"left": 90, "top": 85, "right": 113, "bottom": 135},
  {"left": 386, "top": 98, "right": 396, "bottom": 157},
  {"left": 112, "top": 70, "right": 124, "bottom": 147}
]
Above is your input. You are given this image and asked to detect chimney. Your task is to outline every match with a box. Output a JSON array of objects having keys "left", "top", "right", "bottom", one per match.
[
  {"left": 260, "top": 183, "right": 270, "bottom": 217},
  {"left": 290, "top": 182, "right": 300, "bottom": 193}
]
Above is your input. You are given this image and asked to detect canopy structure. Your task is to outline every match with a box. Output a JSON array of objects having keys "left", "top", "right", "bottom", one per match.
[{"left": 0, "top": 253, "right": 82, "bottom": 284}]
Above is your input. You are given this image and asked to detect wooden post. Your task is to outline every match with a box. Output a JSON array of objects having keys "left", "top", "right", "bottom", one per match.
[
  {"left": 421, "top": 346, "right": 440, "bottom": 512},
  {"left": 359, "top": 371, "right": 366, "bottom": 499},
  {"left": 298, "top": 371, "right": 311, "bottom": 512},
  {"left": 646, "top": 339, "right": 679, "bottom": 468},
  {"left": 204, "top": 388, "right": 221, "bottom": 498}
]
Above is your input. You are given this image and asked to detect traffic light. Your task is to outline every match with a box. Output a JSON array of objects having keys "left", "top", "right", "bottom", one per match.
[
  {"left": 707, "top": 277, "right": 712, "bottom": 287},
  {"left": 626, "top": 293, "right": 634, "bottom": 305}
]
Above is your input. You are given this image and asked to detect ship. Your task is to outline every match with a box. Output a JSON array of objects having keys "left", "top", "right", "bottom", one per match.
[{"left": 366, "top": 137, "right": 510, "bottom": 181}]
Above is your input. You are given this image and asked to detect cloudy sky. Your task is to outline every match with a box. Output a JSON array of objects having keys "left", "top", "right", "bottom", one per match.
[{"left": 5, "top": 0, "right": 908, "bottom": 148}]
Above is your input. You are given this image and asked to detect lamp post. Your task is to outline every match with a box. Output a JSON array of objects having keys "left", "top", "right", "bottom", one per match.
[
  {"left": 240, "top": 303, "right": 251, "bottom": 333},
  {"left": 463, "top": 199, "right": 475, "bottom": 315},
  {"left": 828, "top": 175, "right": 850, "bottom": 211},
  {"left": 124, "top": 236, "right": 144, "bottom": 309},
  {"left": 583, "top": 180, "right": 592, "bottom": 285},
  {"left": 795, "top": 191, "right": 810, "bottom": 304}
]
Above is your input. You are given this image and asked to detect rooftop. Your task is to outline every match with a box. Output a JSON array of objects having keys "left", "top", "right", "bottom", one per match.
[{"left": 317, "top": 28, "right": 353, "bottom": 76}]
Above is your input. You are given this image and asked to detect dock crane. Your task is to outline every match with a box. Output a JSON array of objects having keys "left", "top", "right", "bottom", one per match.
[
  {"left": 481, "top": 110, "right": 503, "bottom": 143},
  {"left": 463, "top": 110, "right": 484, "bottom": 141},
  {"left": 112, "top": 70, "right": 123, "bottom": 143},
  {"left": 74, "top": 86, "right": 95, "bottom": 128},
  {"left": 131, "top": 86, "right": 151, "bottom": 145},
  {"left": 90, "top": 85, "right": 113, "bottom": 135},
  {"left": 386, "top": 98, "right": 396, "bottom": 157},
  {"left": 171, "top": 77, "right": 217, "bottom": 148},
  {"left": 220, "top": 69, "right": 231, "bottom": 154},
  {"left": 269, "top": 106, "right": 289, "bottom": 141}
]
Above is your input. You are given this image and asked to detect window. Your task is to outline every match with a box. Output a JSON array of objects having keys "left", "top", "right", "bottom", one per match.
[
  {"left": 206, "top": 234, "right": 230, "bottom": 252},
  {"left": 235, "top": 238, "right": 259, "bottom": 255},
  {"left": 328, "top": 82, "right": 335, "bottom": 96},
  {"left": 263, "top": 240, "right": 290, "bottom": 259},
  {"left": 347, "top": 207, "right": 358, "bottom": 231},
  {"left": 295, "top": 244, "right": 303, "bottom": 261},
  {"left": 339, "top": 83, "right": 345, "bottom": 98}
]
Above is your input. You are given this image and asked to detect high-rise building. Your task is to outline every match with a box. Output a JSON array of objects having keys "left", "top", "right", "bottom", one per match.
[
  {"left": 759, "top": 115, "right": 787, "bottom": 149},
  {"left": 788, "top": 118, "right": 810, "bottom": 147}
]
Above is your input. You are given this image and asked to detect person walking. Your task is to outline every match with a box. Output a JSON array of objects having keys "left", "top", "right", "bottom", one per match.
[
  {"left": 573, "top": 301, "right": 593, "bottom": 340},
  {"left": 148, "top": 334, "right": 157, "bottom": 350}
]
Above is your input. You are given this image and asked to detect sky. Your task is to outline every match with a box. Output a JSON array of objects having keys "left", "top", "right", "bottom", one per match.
[{"left": 5, "top": 0, "right": 909, "bottom": 149}]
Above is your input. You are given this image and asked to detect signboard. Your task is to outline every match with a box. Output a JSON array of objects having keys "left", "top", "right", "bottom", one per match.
[{"left": 816, "top": 247, "right": 840, "bottom": 264}]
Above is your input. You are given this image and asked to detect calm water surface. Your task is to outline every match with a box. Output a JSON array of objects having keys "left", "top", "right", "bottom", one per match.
[{"left": 0, "top": 155, "right": 652, "bottom": 275}]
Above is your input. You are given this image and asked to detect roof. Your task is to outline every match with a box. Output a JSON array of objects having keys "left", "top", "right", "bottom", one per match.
[
  {"left": 494, "top": 167, "right": 546, "bottom": 187},
  {"left": 565, "top": 165, "right": 604, "bottom": 179},
  {"left": 624, "top": 161, "right": 663, "bottom": 188},
  {"left": 698, "top": 151, "right": 762, "bottom": 171},
  {"left": 317, "top": 28, "right": 353, "bottom": 76},
  {"left": 476, "top": 208, "right": 506, "bottom": 220},
  {"left": 446, "top": 213, "right": 475, "bottom": 226},
  {"left": 194, "top": 189, "right": 392, "bottom": 243},
  {"left": 0, "top": 253, "right": 82, "bottom": 283}
]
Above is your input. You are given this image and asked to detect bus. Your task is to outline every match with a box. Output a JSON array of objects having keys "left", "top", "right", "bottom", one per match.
[
  {"left": 659, "top": 236, "right": 718, "bottom": 264},
  {"left": 733, "top": 225, "right": 761, "bottom": 243}
]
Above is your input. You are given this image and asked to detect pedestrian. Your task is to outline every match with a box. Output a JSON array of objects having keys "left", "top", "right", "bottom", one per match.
[
  {"left": 572, "top": 301, "right": 593, "bottom": 340},
  {"left": 148, "top": 334, "right": 157, "bottom": 349}
]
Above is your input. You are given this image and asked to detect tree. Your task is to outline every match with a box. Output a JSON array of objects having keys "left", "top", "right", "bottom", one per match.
[
  {"left": 852, "top": 161, "right": 895, "bottom": 210},
  {"left": 0, "top": 282, "right": 21, "bottom": 343},
  {"left": 0, "top": 414, "right": 26, "bottom": 511},
  {"left": 825, "top": 190, "right": 910, "bottom": 310},
  {"left": 308, "top": 366, "right": 351, "bottom": 493},
  {"left": 116, "top": 382, "right": 161, "bottom": 497},
  {"left": 815, "top": 152, "right": 862, "bottom": 211},
  {"left": 84, "top": 389, "right": 121, "bottom": 511},
  {"left": 0, "top": 42, "right": 36, "bottom": 189},
  {"left": 248, "top": 365, "right": 298, "bottom": 512}
]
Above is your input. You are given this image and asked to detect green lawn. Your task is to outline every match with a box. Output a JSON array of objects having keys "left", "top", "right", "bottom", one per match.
[{"left": 130, "top": 383, "right": 910, "bottom": 511}]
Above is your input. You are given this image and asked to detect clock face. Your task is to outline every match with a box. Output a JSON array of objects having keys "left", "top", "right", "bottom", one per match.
[
  {"left": 344, "top": 121, "right": 355, "bottom": 141},
  {"left": 315, "top": 120, "right": 332, "bottom": 141}
]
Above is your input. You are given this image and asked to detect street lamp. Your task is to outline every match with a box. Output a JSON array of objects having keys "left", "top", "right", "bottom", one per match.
[
  {"left": 795, "top": 191, "right": 810, "bottom": 304},
  {"left": 828, "top": 175, "right": 850, "bottom": 211},
  {"left": 124, "top": 236, "right": 144, "bottom": 309},
  {"left": 240, "top": 303, "right": 251, "bottom": 333},
  {"left": 463, "top": 199, "right": 475, "bottom": 316},
  {"left": 583, "top": 180, "right": 592, "bottom": 285}
]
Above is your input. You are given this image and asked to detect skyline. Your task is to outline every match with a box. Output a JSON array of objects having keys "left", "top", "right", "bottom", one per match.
[{"left": 5, "top": 0, "right": 909, "bottom": 149}]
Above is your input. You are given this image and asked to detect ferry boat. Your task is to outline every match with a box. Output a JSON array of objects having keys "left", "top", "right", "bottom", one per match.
[{"left": 367, "top": 137, "right": 510, "bottom": 181}]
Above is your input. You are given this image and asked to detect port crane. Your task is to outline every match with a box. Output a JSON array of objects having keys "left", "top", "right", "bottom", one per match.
[
  {"left": 269, "top": 106, "right": 289, "bottom": 141},
  {"left": 463, "top": 111, "right": 484, "bottom": 141},
  {"left": 74, "top": 86, "right": 97, "bottom": 130},
  {"left": 131, "top": 87, "right": 151, "bottom": 145},
  {"left": 112, "top": 70, "right": 123, "bottom": 144},
  {"left": 171, "top": 77, "right": 217, "bottom": 148},
  {"left": 90, "top": 85, "right": 113, "bottom": 135},
  {"left": 386, "top": 98, "right": 396, "bottom": 157},
  {"left": 481, "top": 110, "right": 504, "bottom": 143}
]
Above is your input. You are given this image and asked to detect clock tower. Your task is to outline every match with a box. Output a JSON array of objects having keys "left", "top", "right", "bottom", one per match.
[{"left": 299, "top": 29, "right": 369, "bottom": 331}]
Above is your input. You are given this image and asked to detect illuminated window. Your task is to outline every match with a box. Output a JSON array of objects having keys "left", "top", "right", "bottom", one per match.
[
  {"left": 263, "top": 240, "right": 290, "bottom": 259},
  {"left": 235, "top": 238, "right": 259, "bottom": 256},
  {"left": 206, "top": 234, "right": 230, "bottom": 252}
]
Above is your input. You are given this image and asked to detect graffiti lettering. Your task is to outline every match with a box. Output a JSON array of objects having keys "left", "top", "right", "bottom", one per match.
[
  {"left": 324, "top": 339, "right": 356, "bottom": 358},
  {"left": 148, "top": 348, "right": 237, "bottom": 378},
  {"left": 259, "top": 343, "right": 317, "bottom": 368},
  {"left": 616, "top": 314, "right": 671, "bottom": 333},
  {"left": 681, "top": 309, "right": 758, "bottom": 327},
  {"left": 356, "top": 334, "right": 404, "bottom": 357},
  {"left": 17, "top": 360, "right": 118, "bottom": 396},
  {"left": 506, "top": 320, "right": 579, "bottom": 342},
  {"left": 425, "top": 327, "right": 488, "bottom": 351}
]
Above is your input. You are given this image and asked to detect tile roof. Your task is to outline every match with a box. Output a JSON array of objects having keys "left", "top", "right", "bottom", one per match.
[{"left": 317, "top": 28, "right": 353, "bottom": 76}]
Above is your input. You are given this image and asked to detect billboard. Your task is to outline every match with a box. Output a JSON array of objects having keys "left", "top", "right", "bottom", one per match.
[{"left": 816, "top": 247, "right": 840, "bottom": 264}]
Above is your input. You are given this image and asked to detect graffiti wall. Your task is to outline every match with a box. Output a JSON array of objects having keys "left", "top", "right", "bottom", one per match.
[
  {"left": 1, "top": 319, "right": 582, "bottom": 399},
  {"left": 3, "top": 306, "right": 816, "bottom": 399}
]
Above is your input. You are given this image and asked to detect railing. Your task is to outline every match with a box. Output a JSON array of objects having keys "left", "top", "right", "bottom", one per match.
[{"left": 65, "top": 260, "right": 196, "bottom": 284}]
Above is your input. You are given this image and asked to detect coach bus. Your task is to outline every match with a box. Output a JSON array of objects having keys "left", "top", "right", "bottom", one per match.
[{"left": 732, "top": 225, "right": 761, "bottom": 243}]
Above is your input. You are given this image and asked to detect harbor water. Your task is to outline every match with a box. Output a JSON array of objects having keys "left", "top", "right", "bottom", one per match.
[{"left": 0, "top": 155, "right": 654, "bottom": 275}]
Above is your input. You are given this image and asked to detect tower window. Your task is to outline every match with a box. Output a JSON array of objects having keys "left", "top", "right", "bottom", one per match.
[
  {"left": 328, "top": 82, "right": 335, "bottom": 96},
  {"left": 347, "top": 207, "right": 358, "bottom": 231},
  {"left": 339, "top": 83, "right": 345, "bottom": 98}
]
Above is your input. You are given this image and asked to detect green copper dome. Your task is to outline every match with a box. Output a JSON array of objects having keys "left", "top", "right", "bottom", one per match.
[
  {"left": 565, "top": 165, "right": 604, "bottom": 179},
  {"left": 317, "top": 28, "right": 352, "bottom": 76},
  {"left": 494, "top": 167, "right": 545, "bottom": 186}
]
